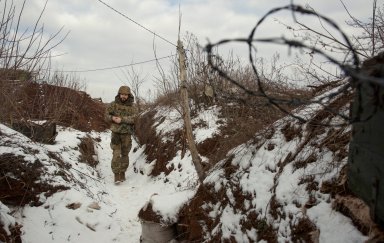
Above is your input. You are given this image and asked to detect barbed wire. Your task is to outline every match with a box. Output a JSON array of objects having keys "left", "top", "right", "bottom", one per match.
[{"left": 205, "top": 4, "right": 380, "bottom": 126}]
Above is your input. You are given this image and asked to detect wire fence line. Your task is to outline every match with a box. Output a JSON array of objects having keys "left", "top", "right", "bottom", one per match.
[
  {"left": 95, "top": 0, "right": 177, "bottom": 48},
  {"left": 204, "top": 4, "right": 381, "bottom": 126},
  {"left": 40, "top": 0, "right": 179, "bottom": 74},
  {"left": 57, "top": 54, "right": 177, "bottom": 73}
]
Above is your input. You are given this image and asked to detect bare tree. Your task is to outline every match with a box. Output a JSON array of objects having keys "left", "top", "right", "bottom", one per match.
[
  {"left": 342, "top": 0, "right": 384, "bottom": 58},
  {"left": 0, "top": 0, "right": 68, "bottom": 124},
  {"left": 121, "top": 66, "right": 146, "bottom": 111},
  {"left": 205, "top": 4, "right": 361, "bottom": 125},
  {"left": 0, "top": 0, "right": 67, "bottom": 74}
]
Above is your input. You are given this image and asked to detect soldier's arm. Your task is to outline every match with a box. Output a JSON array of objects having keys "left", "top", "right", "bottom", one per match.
[
  {"left": 121, "top": 106, "right": 138, "bottom": 124},
  {"left": 121, "top": 115, "right": 135, "bottom": 124},
  {"left": 105, "top": 103, "right": 115, "bottom": 123}
]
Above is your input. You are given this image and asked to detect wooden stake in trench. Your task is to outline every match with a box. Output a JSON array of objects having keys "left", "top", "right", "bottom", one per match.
[{"left": 177, "top": 40, "right": 206, "bottom": 184}]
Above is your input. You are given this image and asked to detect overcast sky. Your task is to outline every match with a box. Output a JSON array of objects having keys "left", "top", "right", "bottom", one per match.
[{"left": 16, "top": 0, "right": 376, "bottom": 102}]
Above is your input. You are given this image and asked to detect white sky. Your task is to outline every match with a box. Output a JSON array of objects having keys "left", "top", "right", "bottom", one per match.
[
  {"left": 0, "top": 98, "right": 368, "bottom": 242},
  {"left": 13, "top": 0, "right": 378, "bottom": 102}
]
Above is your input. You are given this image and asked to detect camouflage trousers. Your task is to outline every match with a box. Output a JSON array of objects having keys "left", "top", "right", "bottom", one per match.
[{"left": 110, "top": 132, "right": 132, "bottom": 174}]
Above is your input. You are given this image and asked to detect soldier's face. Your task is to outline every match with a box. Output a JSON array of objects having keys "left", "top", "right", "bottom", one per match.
[{"left": 119, "top": 93, "right": 129, "bottom": 102}]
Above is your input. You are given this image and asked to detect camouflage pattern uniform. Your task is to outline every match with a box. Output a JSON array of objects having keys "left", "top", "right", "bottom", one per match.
[{"left": 105, "top": 86, "right": 137, "bottom": 182}]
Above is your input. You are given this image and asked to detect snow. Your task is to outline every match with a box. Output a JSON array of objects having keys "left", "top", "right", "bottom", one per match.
[
  {"left": 192, "top": 105, "right": 225, "bottom": 143},
  {"left": 0, "top": 96, "right": 369, "bottom": 242},
  {"left": 149, "top": 190, "right": 196, "bottom": 223},
  {"left": 307, "top": 202, "right": 365, "bottom": 243},
  {"left": 0, "top": 122, "right": 197, "bottom": 242},
  {"left": 153, "top": 105, "right": 225, "bottom": 144},
  {"left": 0, "top": 202, "right": 15, "bottom": 235},
  {"left": 154, "top": 106, "right": 184, "bottom": 143}
]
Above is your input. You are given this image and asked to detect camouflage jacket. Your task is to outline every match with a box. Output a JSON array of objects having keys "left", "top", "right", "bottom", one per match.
[{"left": 105, "top": 95, "right": 138, "bottom": 134}]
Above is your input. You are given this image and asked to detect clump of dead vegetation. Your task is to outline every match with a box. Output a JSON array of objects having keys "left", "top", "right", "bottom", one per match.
[
  {"left": 0, "top": 222, "right": 22, "bottom": 243},
  {"left": 0, "top": 153, "right": 69, "bottom": 207},
  {"left": 0, "top": 78, "right": 108, "bottom": 133},
  {"left": 0, "top": 0, "right": 107, "bottom": 133}
]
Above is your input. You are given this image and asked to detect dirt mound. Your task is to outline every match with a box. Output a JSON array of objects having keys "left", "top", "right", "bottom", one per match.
[
  {"left": 0, "top": 80, "right": 108, "bottom": 132},
  {"left": 0, "top": 153, "right": 69, "bottom": 207},
  {"left": 175, "top": 84, "right": 384, "bottom": 242}
]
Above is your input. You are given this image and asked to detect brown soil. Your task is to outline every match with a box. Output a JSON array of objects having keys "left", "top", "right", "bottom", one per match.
[
  {"left": 0, "top": 223, "right": 22, "bottom": 243},
  {"left": 135, "top": 110, "right": 180, "bottom": 176},
  {"left": 0, "top": 80, "right": 108, "bottom": 132},
  {"left": 0, "top": 153, "right": 69, "bottom": 207},
  {"left": 138, "top": 202, "right": 163, "bottom": 223},
  {"left": 290, "top": 217, "right": 318, "bottom": 243},
  {"left": 79, "top": 135, "right": 98, "bottom": 167}
]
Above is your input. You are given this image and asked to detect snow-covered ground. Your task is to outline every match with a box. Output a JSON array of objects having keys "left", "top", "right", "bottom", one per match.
[
  {"left": 0, "top": 124, "right": 197, "bottom": 243},
  {"left": 0, "top": 101, "right": 372, "bottom": 242}
]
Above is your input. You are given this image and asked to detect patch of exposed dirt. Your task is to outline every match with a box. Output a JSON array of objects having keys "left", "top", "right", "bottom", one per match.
[
  {"left": 241, "top": 210, "right": 278, "bottom": 243},
  {"left": 0, "top": 223, "right": 22, "bottom": 243},
  {"left": 196, "top": 102, "right": 288, "bottom": 168},
  {"left": 79, "top": 135, "right": 98, "bottom": 167},
  {"left": 196, "top": 137, "right": 220, "bottom": 158},
  {"left": 176, "top": 184, "right": 219, "bottom": 242},
  {"left": 281, "top": 122, "right": 302, "bottom": 142},
  {"left": 319, "top": 128, "right": 350, "bottom": 153},
  {"left": 308, "top": 91, "right": 353, "bottom": 126},
  {"left": 290, "top": 217, "right": 318, "bottom": 243},
  {"left": 293, "top": 152, "right": 317, "bottom": 171},
  {"left": 0, "top": 153, "right": 69, "bottom": 206},
  {"left": 299, "top": 175, "right": 319, "bottom": 193},
  {"left": 135, "top": 110, "right": 180, "bottom": 176},
  {"left": 138, "top": 202, "right": 164, "bottom": 224},
  {"left": 269, "top": 195, "right": 285, "bottom": 220}
]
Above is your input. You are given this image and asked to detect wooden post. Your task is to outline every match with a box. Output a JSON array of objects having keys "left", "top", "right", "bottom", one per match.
[{"left": 177, "top": 40, "right": 206, "bottom": 183}]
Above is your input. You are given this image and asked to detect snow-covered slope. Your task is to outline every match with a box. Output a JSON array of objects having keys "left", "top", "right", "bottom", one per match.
[
  {"left": 197, "top": 106, "right": 364, "bottom": 242},
  {"left": 175, "top": 85, "right": 376, "bottom": 242},
  {"left": 1, "top": 86, "right": 381, "bottom": 242},
  {"left": 0, "top": 123, "right": 196, "bottom": 242}
]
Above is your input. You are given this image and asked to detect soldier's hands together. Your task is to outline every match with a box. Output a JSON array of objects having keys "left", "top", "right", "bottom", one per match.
[{"left": 112, "top": 116, "right": 122, "bottom": 124}]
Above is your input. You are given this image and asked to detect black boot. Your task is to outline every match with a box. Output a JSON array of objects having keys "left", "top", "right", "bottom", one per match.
[{"left": 120, "top": 172, "right": 126, "bottom": 182}]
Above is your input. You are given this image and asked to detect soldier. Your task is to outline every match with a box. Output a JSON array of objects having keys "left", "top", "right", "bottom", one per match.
[{"left": 105, "top": 85, "right": 137, "bottom": 184}]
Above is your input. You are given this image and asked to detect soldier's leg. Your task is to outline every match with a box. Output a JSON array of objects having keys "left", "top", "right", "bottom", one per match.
[
  {"left": 120, "top": 134, "right": 132, "bottom": 173},
  {"left": 110, "top": 133, "right": 122, "bottom": 174}
]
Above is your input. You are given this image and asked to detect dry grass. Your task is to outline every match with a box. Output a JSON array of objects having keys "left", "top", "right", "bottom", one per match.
[
  {"left": 290, "top": 217, "right": 318, "bottom": 243},
  {"left": 0, "top": 80, "right": 108, "bottom": 133},
  {"left": 0, "top": 153, "right": 69, "bottom": 207},
  {"left": 0, "top": 222, "right": 22, "bottom": 243}
]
